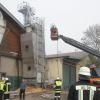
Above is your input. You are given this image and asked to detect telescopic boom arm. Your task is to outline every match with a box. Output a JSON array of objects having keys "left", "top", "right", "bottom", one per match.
[{"left": 50, "top": 25, "right": 100, "bottom": 58}]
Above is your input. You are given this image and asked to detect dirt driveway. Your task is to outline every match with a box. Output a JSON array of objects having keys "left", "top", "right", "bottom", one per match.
[{"left": 12, "top": 91, "right": 68, "bottom": 100}]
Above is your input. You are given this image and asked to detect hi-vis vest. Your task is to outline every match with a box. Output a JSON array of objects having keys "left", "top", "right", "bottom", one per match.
[
  {"left": 55, "top": 80, "right": 62, "bottom": 93},
  {"left": 4, "top": 82, "right": 11, "bottom": 94},
  {"left": 76, "top": 85, "right": 96, "bottom": 100},
  {"left": 0, "top": 81, "right": 5, "bottom": 91},
  {"left": 55, "top": 80, "right": 62, "bottom": 86}
]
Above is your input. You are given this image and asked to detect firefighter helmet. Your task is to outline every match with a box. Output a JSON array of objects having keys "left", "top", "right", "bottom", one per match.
[
  {"left": 57, "top": 77, "right": 60, "bottom": 80},
  {"left": 5, "top": 77, "right": 8, "bottom": 81},
  {"left": 79, "top": 66, "right": 91, "bottom": 76}
]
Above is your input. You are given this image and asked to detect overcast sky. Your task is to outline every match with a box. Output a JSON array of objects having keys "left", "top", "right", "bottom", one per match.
[{"left": 0, "top": 0, "right": 100, "bottom": 55}]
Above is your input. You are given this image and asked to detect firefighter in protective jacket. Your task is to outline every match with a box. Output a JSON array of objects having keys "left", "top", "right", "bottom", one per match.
[
  {"left": 67, "top": 66, "right": 98, "bottom": 100},
  {"left": 4, "top": 78, "right": 11, "bottom": 100},
  {"left": 54, "top": 77, "right": 62, "bottom": 100},
  {"left": 0, "top": 80, "right": 6, "bottom": 100}
]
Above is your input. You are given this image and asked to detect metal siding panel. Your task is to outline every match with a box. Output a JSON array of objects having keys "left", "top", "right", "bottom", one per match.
[
  {"left": 63, "top": 64, "right": 76, "bottom": 90},
  {"left": 70, "top": 65, "right": 76, "bottom": 85},
  {"left": 63, "top": 64, "right": 70, "bottom": 90}
]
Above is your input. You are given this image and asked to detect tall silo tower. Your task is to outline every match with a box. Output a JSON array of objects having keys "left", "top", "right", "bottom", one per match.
[{"left": 18, "top": 2, "right": 45, "bottom": 84}]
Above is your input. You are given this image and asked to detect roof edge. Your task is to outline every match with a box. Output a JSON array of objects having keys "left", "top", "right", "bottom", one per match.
[{"left": 0, "top": 3, "right": 25, "bottom": 30}]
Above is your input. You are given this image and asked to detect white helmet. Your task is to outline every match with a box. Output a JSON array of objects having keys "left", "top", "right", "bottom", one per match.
[
  {"left": 79, "top": 66, "right": 91, "bottom": 76},
  {"left": 5, "top": 78, "right": 8, "bottom": 81},
  {"left": 57, "top": 77, "right": 60, "bottom": 80},
  {"left": 2, "top": 77, "right": 5, "bottom": 80},
  {"left": 2, "top": 77, "right": 8, "bottom": 81}
]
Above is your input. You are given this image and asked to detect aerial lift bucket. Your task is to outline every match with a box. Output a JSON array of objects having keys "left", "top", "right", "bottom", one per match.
[{"left": 50, "top": 25, "right": 59, "bottom": 40}]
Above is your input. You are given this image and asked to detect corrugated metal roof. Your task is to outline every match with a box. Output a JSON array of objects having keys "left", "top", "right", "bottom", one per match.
[
  {"left": 46, "top": 51, "right": 88, "bottom": 59},
  {"left": 0, "top": 3, "right": 25, "bottom": 30}
]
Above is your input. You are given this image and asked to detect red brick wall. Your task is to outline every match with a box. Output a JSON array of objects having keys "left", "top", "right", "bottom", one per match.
[{"left": 0, "top": 15, "right": 24, "bottom": 56}]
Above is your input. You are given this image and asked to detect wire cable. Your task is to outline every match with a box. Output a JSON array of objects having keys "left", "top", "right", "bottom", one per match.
[{"left": 57, "top": 39, "right": 59, "bottom": 76}]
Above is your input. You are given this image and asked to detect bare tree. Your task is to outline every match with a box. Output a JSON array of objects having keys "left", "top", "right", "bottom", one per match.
[
  {"left": 81, "top": 24, "right": 100, "bottom": 51},
  {"left": 81, "top": 24, "right": 100, "bottom": 66}
]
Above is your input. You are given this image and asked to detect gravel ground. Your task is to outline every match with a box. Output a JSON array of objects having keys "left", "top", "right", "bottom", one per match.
[{"left": 11, "top": 91, "right": 68, "bottom": 100}]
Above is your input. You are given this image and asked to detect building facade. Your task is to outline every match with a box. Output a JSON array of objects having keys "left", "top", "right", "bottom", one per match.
[
  {"left": 0, "top": 3, "right": 25, "bottom": 90},
  {"left": 45, "top": 52, "right": 87, "bottom": 90},
  {"left": 0, "top": 3, "right": 45, "bottom": 90}
]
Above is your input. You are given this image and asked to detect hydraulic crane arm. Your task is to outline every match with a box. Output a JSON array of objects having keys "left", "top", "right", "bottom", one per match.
[
  {"left": 59, "top": 35, "right": 100, "bottom": 58},
  {"left": 50, "top": 25, "right": 100, "bottom": 58},
  {"left": 50, "top": 25, "right": 100, "bottom": 84}
]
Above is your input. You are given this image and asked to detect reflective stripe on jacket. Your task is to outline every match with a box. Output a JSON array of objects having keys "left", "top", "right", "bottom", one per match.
[
  {"left": 76, "top": 85, "right": 96, "bottom": 100},
  {"left": 67, "top": 80, "right": 97, "bottom": 100},
  {"left": 4, "top": 82, "right": 11, "bottom": 94}
]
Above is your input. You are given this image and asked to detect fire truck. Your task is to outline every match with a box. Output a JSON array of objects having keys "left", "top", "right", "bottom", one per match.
[
  {"left": 50, "top": 25, "right": 100, "bottom": 89},
  {"left": 90, "top": 67, "right": 100, "bottom": 89}
]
